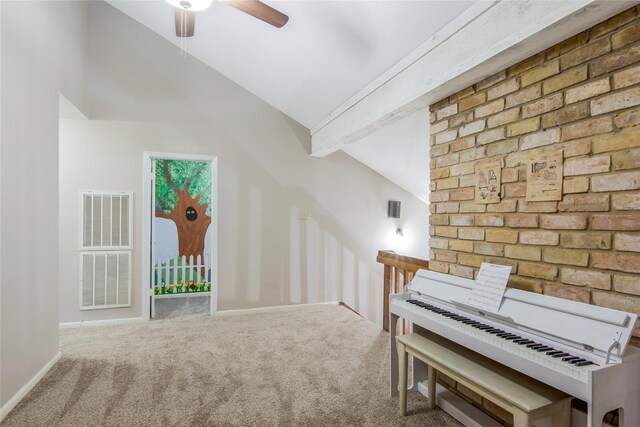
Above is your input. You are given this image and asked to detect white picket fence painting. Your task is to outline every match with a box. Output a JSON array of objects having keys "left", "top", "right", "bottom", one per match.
[{"left": 153, "top": 254, "right": 212, "bottom": 295}]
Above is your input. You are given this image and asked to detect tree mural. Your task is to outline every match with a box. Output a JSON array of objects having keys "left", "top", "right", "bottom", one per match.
[{"left": 155, "top": 160, "right": 212, "bottom": 263}]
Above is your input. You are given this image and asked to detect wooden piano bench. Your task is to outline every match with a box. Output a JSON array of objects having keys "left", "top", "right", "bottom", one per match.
[{"left": 396, "top": 332, "right": 573, "bottom": 427}]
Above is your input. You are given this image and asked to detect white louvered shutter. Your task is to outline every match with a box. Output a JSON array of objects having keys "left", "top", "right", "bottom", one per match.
[{"left": 81, "top": 192, "right": 132, "bottom": 250}]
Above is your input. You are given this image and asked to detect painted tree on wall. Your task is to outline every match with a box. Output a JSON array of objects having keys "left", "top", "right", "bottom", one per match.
[{"left": 155, "top": 160, "right": 211, "bottom": 262}]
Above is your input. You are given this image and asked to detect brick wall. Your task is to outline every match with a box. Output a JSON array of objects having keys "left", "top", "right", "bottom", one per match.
[{"left": 428, "top": 8, "right": 639, "bottom": 423}]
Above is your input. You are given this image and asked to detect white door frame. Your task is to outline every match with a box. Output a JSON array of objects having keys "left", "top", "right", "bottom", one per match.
[{"left": 142, "top": 151, "right": 218, "bottom": 320}]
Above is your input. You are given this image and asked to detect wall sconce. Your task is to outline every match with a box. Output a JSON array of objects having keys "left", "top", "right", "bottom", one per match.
[
  {"left": 388, "top": 200, "right": 401, "bottom": 218},
  {"left": 396, "top": 228, "right": 403, "bottom": 237}
]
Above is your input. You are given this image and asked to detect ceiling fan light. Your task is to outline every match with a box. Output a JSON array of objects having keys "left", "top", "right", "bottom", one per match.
[{"left": 166, "top": 0, "right": 213, "bottom": 11}]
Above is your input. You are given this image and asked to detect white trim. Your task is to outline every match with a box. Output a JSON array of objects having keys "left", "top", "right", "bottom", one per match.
[
  {"left": 0, "top": 351, "right": 61, "bottom": 422},
  {"left": 142, "top": 152, "right": 218, "bottom": 321},
  {"left": 216, "top": 302, "right": 339, "bottom": 317},
  {"left": 59, "top": 317, "right": 146, "bottom": 329}
]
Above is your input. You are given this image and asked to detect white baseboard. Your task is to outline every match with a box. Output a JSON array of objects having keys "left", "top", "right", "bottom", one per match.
[
  {"left": 216, "top": 302, "right": 339, "bottom": 316},
  {"left": 59, "top": 317, "right": 146, "bottom": 329},
  {"left": 0, "top": 351, "right": 61, "bottom": 422}
]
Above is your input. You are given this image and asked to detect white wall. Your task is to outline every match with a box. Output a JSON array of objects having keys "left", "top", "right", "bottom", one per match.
[
  {"left": 1, "top": 1, "right": 89, "bottom": 410},
  {"left": 58, "top": 1, "right": 428, "bottom": 325}
]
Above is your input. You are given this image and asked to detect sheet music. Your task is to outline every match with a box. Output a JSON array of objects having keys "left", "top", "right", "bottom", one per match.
[{"left": 466, "top": 263, "right": 512, "bottom": 313}]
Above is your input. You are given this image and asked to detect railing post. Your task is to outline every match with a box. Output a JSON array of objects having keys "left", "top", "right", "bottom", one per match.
[{"left": 383, "top": 264, "right": 392, "bottom": 332}]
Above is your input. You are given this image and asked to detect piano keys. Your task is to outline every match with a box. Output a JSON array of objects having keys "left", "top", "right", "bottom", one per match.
[{"left": 389, "top": 269, "right": 640, "bottom": 427}]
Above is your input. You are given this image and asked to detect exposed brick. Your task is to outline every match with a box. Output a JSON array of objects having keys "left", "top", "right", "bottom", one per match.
[
  {"left": 485, "top": 139, "right": 518, "bottom": 157},
  {"left": 592, "top": 214, "right": 640, "bottom": 230},
  {"left": 429, "top": 237, "right": 449, "bottom": 250},
  {"left": 508, "top": 52, "right": 546, "bottom": 77},
  {"left": 459, "top": 202, "right": 485, "bottom": 213},
  {"left": 614, "top": 107, "right": 640, "bottom": 128},
  {"left": 613, "top": 65, "right": 640, "bottom": 89},
  {"left": 593, "top": 253, "right": 640, "bottom": 273},
  {"left": 591, "top": 8, "right": 637, "bottom": 38},
  {"left": 459, "top": 174, "right": 476, "bottom": 188},
  {"left": 504, "top": 182, "right": 526, "bottom": 198},
  {"left": 430, "top": 119, "right": 449, "bottom": 135},
  {"left": 592, "top": 86, "right": 640, "bottom": 116},
  {"left": 543, "top": 249, "right": 589, "bottom": 267},
  {"left": 436, "top": 103, "right": 458, "bottom": 120},
  {"left": 558, "top": 194, "right": 610, "bottom": 212},
  {"left": 450, "top": 188, "right": 475, "bottom": 201},
  {"left": 519, "top": 262, "right": 558, "bottom": 280},
  {"left": 563, "top": 177, "right": 590, "bottom": 194},
  {"left": 613, "top": 193, "right": 640, "bottom": 210},
  {"left": 544, "top": 283, "right": 591, "bottom": 304},
  {"left": 450, "top": 110, "right": 475, "bottom": 128},
  {"left": 428, "top": 260, "right": 449, "bottom": 273},
  {"left": 487, "top": 199, "right": 518, "bottom": 213},
  {"left": 450, "top": 136, "right": 476, "bottom": 153},
  {"left": 435, "top": 153, "right": 460, "bottom": 168},
  {"left": 517, "top": 200, "right": 558, "bottom": 213},
  {"left": 505, "top": 245, "right": 541, "bottom": 261},
  {"left": 476, "top": 214, "right": 504, "bottom": 227},
  {"left": 458, "top": 253, "right": 485, "bottom": 268},
  {"left": 561, "top": 268, "right": 611, "bottom": 290},
  {"left": 593, "top": 127, "right": 640, "bottom": 154},
  {"left": 615, "top": 233, "right": 640, "bottom": 252},
  {"left": 521, "top": 60, "right": 560, "bottom": 86},
  {"left": 435, "top": 250, "right": 458, "bottom": 263},
  {"left": 502, "top": 167, "right": 520, "bottom": 183},
  {"left": 487, "top": 108, "right": 520, "bottom": 128},
  {"left": 475, "top": 99, "right": 505, "bottom": 118},
  {"left": 458, "top": 228, "right": 485, "bottom": 241},
  {"left": 541, "top": 214, "right": 588, "bottom": 230},
  {"left": 437, "top": 177, "right": 459, "bottom": 190},
  {"left": 592, "top": 171, "right": 640, "bottom": 192},
  {"left": 450, "top": 214, "right": 474, "bottom": 227},
  {"left": 430, "top": 144, "right": 450, "bottom": 158},
  {"left": 591, "top": 44, "right": 640, "bottom": 77},
  {"left": 459, "top": 120, "right": 486, "bottom": 137},
  {"left": 435, "top": 226, "right": 457, "bottom": 238},
  {"left": 543, "top": 65, "right": 588, "bottom": 95},
  {"left": 564, "top": 155, "right": 611, "bottom": 176},
  {"left": 436, "top": 202, "right": 459, "bottom": 214},
  {"left": 612, "top": 21, "right": 640, "bottom": 49},
  {"left": 542, "top": 102, "right": 589, "bottom": 128},
  {"left": 506, "top": 85, "right": 542, "bottom": 108},
  {"left": 523, "top": 93, "right": 563, "bottom": 118},
  {"left": 450, "top": 264, "right": 474, "bottom": 279},
  {"left": 508, "top": 276, "right": 544, "bottom": 293},
  {"left": 506, "top": 214, "right": 539, "bottom": 228},
  {"left": 459, "top": 92, "right": 486, "bottom": 112},
  {"left": 561, "top": 232, "right": 611, "bottom": 249},
  {"left": 429, "top": 215, "right": 449, "bottom": 226},
  {"left": 520, "top": 230, "right": 560, "bottom": 246},
  {"left": 593, "top": 291, "right": 640, "bottom": 336},
  {"left": 560, "top": 37, "right": 611, "bottom": 69},
  {"left": 474, "top": 242, "right": 505, "bottom": 257},
  {"left": 435, "top": 129, "right": 458, "bottom": 145},
  {"left": 449, "top": 239, "right": 474, "bottom": 253},
  {"left": 486, "top": 229, "right": 519, "bottom": 244},
  {"left": 488, "top": 79, "right": 520, "bottom": 100},
  {"left": 477, "top": 127, "right": 505, "bottom": 145},
  {"left": 507, "top": 117, "right": 540, "bottom": 137},
  {"left": 449, "top": 87, "right": 476, "bottom": 103},
  {"left": 520, "top": 128, "right": 561, "bottom": 150},
  {"left": 450, "top": 162, "right": 475, "bottom": 177},
  {"left": 561, "top": 116, "right": 613, "bottom": 141},
  {"left": 547, "top": 32, "right": 589, "bottom": 59},
  {"left": 565, "top": 78, "right": 611, "bottom": 104},
  {"left": 431, "top": 167, "right": 449, "bottom": 179},
  {"left": 614, "top": 275, "right": 640, "bottom": 296},
  {"left": 476, "top": 71, "right": 507, "bottom": 91}
]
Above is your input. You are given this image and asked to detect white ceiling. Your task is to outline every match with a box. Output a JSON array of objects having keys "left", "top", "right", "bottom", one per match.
[{"left": 107, "top": 0, "right": 474, "bottom": 130}]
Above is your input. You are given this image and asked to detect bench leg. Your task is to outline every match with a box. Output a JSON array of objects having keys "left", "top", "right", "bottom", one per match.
[
  {"left": 397, "top": 341, "right": 408, "bottom": 416},
  {"left": 427, "top": 365, "right": 436, "bottom": 410},
  {"left": 513, "top": 411, "right": 533, "bottom": 427},
  {"left": 551, "top": 400, "right": 571, "bottom": 427}
]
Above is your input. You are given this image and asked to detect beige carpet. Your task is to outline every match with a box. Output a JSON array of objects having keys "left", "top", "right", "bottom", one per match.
[{"left": 3, "top": 305, "right": 462, "bottom": 426}]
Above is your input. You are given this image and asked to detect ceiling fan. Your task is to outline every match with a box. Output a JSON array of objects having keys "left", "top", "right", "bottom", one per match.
[{"left": 167, "top": 0, "right": 289, "bottom": 37}]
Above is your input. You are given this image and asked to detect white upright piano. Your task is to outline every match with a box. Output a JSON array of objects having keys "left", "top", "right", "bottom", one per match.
[{"left": 389, "top": 269, "right": 640, "bottom": 427}]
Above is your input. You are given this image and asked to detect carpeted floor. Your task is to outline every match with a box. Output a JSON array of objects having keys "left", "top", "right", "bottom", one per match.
[{"left": 3, "top": 305, "right": 462, "bottom": 426}]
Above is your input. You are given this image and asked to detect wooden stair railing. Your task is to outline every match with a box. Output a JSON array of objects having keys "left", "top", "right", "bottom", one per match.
[{"left": 376, "top": 250, "right": 429, "bottom": 332}]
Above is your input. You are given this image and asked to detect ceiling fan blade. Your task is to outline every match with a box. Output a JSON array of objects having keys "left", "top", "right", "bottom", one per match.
[
  {"left": 174, "top": 9, "right": 196, "bottom": 37},
  {"left": 221, "top": 0, "right": 289, "bottom": 28}
]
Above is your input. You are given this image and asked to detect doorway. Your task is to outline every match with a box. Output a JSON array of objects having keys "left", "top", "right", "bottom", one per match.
[{"left": 142, "top": 152, "right": 218, "bottom": 319}]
